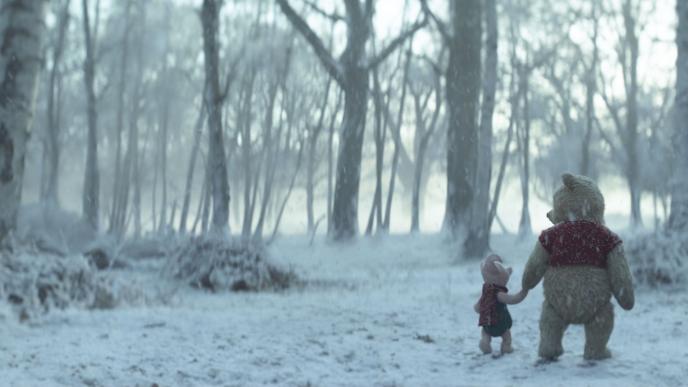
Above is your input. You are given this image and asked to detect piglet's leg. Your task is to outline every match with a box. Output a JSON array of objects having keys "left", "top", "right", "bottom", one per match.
[
  {"left": 479, "top": 329, "right": 492, "bottom": 354},
  {"left": 501, "top": 330, "right": 513, "bottom": 354}
]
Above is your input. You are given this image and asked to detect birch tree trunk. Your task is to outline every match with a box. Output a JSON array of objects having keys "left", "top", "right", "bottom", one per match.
[
  {"left": 670, "top": 0, "right": 688, "bottom": 231},
  {"left": 465, "top": 0, "right": 497, "bottom": 257},
  {"left": 201, "top": 0, "right": 230, "bottom": 235},
  {"left": 82, "top": 0, "right": 100, "bottom": 230},
  {"left": 0, "top": 0, "right": 48, "bottom": 242}
]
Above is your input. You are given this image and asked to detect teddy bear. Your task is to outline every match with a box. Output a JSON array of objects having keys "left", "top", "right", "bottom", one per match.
[
  {"left": 474, "top": 254, "right": 528, "bottom": 355},
  {"left": 521, "top": 173, "right": 635, "bottom": 361}
]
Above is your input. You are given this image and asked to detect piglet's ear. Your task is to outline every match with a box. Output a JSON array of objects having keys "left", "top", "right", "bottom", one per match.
[
  {"left": 562, "top": 173, "right": 577, "bottom": 190},
  {"left": 494, "top": 261, "right": 507, "bottom": 274}
]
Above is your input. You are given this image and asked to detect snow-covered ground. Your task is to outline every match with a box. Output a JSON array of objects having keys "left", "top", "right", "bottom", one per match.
[{"left": 1, "top": 234, "right": 686, "bottom": 386}]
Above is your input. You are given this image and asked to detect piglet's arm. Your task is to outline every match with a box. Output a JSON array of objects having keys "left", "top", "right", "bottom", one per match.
[
  {"left": 473, "top": 300, "right": 480, "bottom": 313},
  {"left": 497, "top": 289, "right": 528, "bottom": 305},
  {"left": 522, "top": 241, "right": 549, "bottom": 290},
  {"left": 607, "top": 244, "right": 635, "bottom": 310}
]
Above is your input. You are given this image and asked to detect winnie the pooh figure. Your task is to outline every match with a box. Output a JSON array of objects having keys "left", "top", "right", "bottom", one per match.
[{"left": 522, "top": 173, "right": 635, "bottom": 361}]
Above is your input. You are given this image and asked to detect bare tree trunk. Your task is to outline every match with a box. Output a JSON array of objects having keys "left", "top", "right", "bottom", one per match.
[
  {"left": 81, "top": 0, "right": 100, "bottom": 230},
  {"left": 0, "top": 0, "right": 48, "bottom": 242},
  {"left": 466, "top": 0, "right": 497, "bottom": 257},
  {"left": 201, "top": 0, "right": 230, "bottom": 235},
  {"left": 327, "top": 92, "right": 341, "bottom": 234},
  {"left": 239, "top": 71, "right": 257, "bottom": 239},
  {"left": 157, "top": 86, "right": 170, "bottom": 232},
  {"left": 622, "top": 0, "right": 643, "bottom": 228},
  {"left": 307, "top": 77, "right": 332, "bottom": 233},
  {"left": 670, "top": 0, "right": 688, "bottom": 231},
  {"left": 381, "top": 48, "right": 412, "bottom": 233},
  {"left": 443, "top": 0, "right": 482, "bottom": 243},
  {"left": 112, "top": 3, "right": 145, "bottom": 237},
  {"left": 270, "top": 139, "right": 305, "bottom": 242},
  {"left": 278, "top": 0, "right": 424, "bottom": 241},
  {"left": 517, "top": 66, "right": 532, "bottom": 239},
  {"left": 410, "top": 65, "right": 442, "bottom": 233},
  {"left": 191, "top": 161, "right": 208, "bottom": 235},
  {"left": 253, "top": 77, "right": 284, "bottom": 241},
  {"left": 41, "top": 0, "right": 70, "bottom": 207},
  {"left": 581, "top": 4, "right": 599, "bottom": 176},
  {"left": 487, "top": 73, "right": 518, "bottom": 233},
  {"left": 108, "top": 0, "right": 131, "bottom": 234},
  {"left": 179, "top": 97, "right": 206, "bottom": 234},
  {"left": 365, "top": 68, "right": 386, "bottom": 235}
]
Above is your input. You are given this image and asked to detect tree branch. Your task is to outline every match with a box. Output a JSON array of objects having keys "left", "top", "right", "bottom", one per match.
[
  {"left": 367, "top": 17, "right": 427, "bottom": 70},
  {"left": 419, "top": 0, "right": 450, "bottom": 42},
  {"left": 220, "top": 44, "right": 246, "bottom": 102},
  {"left": 277, "top": 0, "right": 344, "bottom": 85},
  {"left": 302, "top": 0, "right": 344, "bottom": 23},
  {"left": 594, "top": 116, "right": 622, "bottom": 163}
]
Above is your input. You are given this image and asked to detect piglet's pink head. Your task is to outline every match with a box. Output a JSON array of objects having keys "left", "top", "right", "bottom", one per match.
[{"left": 480, "top": 254, "right": 513, "bottom": 287}]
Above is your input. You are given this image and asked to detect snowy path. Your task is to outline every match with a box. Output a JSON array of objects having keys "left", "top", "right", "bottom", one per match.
[{"left": 1, "top": 235, "right": 687, "bottom": 386}]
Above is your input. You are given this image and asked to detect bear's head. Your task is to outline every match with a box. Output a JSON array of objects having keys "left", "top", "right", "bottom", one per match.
[
  {"left": 547, "top": 173, "right": 605, "bottom": 225},
  {"left": 481, "top": 254, "right": 512, "bottom": 287}
]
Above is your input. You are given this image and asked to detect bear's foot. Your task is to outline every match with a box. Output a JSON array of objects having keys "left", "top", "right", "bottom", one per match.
[
  {"left": 583, "top": 302, "right": 614, "bottom": 361},
  {"left": 583, "top": 347, "right": 611, "bottom": 360},
  {"left": 538, "top": 301, "right": 567, "bottom": 361},
  {"left": 538, "top": 346, "right": 563, "bottom": 360}
]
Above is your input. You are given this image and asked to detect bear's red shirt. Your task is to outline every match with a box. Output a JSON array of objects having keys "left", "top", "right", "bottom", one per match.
[{"left": 538, "top": 220, "right": 622, "bottom": 268}]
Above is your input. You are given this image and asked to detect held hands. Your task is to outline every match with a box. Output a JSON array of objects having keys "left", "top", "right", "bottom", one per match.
[{"left": 497, "top": 288, "right": 529, "bottom": 305}]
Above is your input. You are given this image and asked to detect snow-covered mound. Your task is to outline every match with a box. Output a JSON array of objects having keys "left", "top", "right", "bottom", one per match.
[
  {"left": 164, "top": 236, "right": 297, "bottom": 292},
  {"left": 626, "top": 231, "right": 688, "bottom": 286},
  {"left": 0, "top": 249, "right": 115, "bottom": 321}
]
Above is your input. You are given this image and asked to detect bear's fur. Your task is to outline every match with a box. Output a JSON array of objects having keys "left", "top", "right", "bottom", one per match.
[{"left": 522, "top": 173, "right": 635, "bottom": 361}]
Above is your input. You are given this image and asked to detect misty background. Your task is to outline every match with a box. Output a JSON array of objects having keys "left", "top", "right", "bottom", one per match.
[{"left": 20, "top": 0, "right": 679, "bottom": 243}]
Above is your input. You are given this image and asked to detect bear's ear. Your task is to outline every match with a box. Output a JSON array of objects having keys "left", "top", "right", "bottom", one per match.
[{"left": 562, "top": 173, "right": 577, "bottom": 190}]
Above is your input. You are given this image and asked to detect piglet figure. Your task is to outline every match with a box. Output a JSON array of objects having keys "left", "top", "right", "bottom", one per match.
[{"left": 473, "top": 254, "right": 528, "bottom": 355}]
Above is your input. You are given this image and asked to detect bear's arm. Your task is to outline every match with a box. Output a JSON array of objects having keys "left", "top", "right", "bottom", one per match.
[
  {"left": 473, "top": 300, "right": 480, "bottom": 314},
  {"left": 607, "top": 244, "right": 635, "bottom": 310},
  {"left": 522, "top": 241, "right": 549, "bottom": 290}
]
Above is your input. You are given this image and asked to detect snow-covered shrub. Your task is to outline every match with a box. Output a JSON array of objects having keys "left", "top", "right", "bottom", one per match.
[
  {"left": 164, "top": 236, "right": 297, "bottom": 292},
  {"left": 0, "top": 249, "right": 117, "bottom": 321},
  {"left": 626, "top": 231, "right": 688, "bottom": 286}
]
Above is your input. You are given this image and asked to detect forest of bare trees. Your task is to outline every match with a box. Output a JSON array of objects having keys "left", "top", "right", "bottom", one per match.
[{"left": 1, "top": 0, "right": 685, "bottom": 257}]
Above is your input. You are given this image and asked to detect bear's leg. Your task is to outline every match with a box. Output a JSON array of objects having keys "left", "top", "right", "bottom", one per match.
[
  {"left": 479, "top": 329, "right": 492, "bottom": 354},
  {"left": 500, "top": 330, "right": 513, "bottom": 354},
  {"left": 539, "top": 301, "right": 567, "bottom": 360},
  {"left": 583, "top": 302, "right": 613, "bottom": 360}
]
